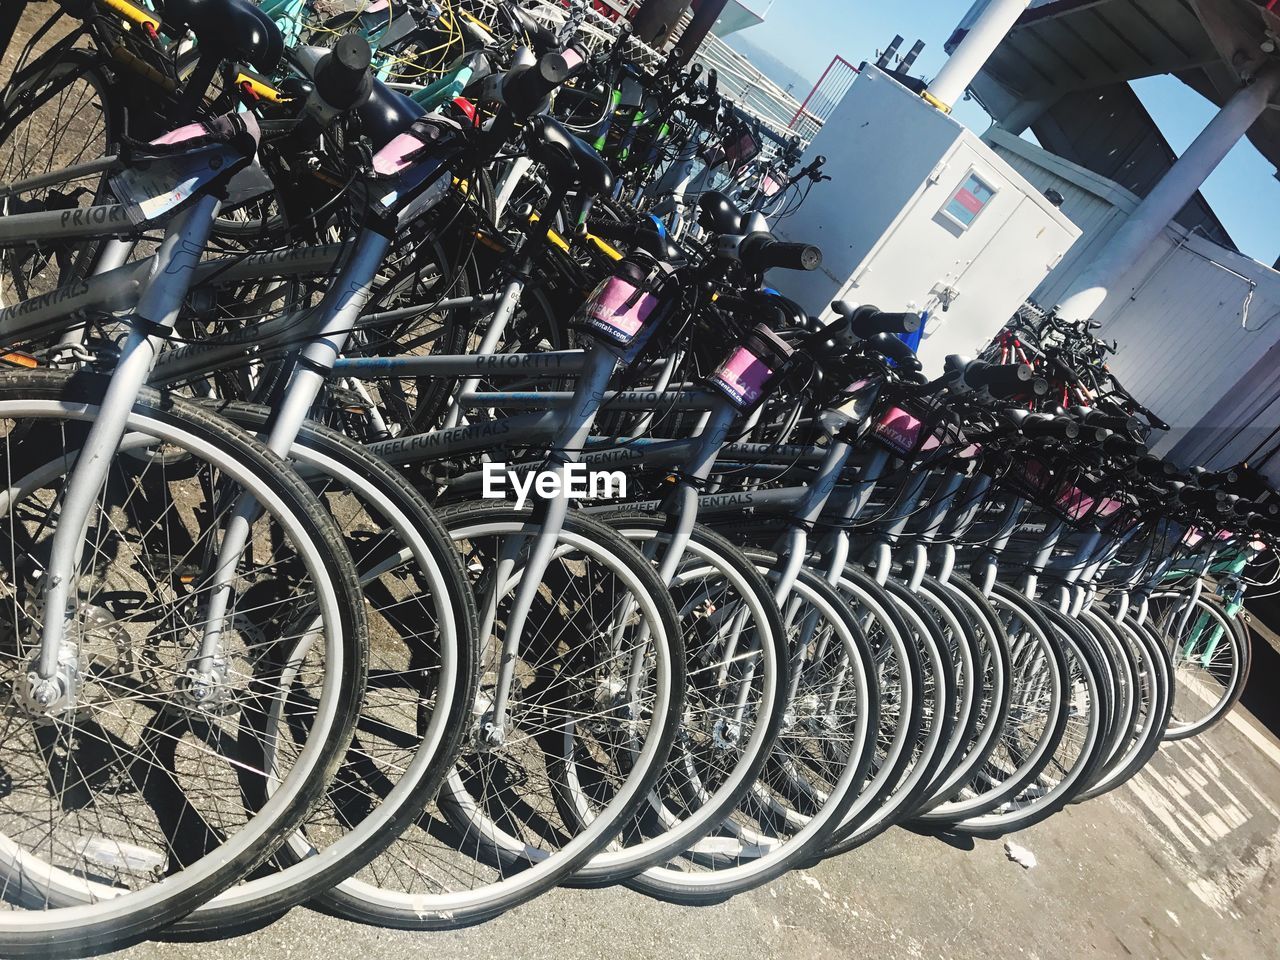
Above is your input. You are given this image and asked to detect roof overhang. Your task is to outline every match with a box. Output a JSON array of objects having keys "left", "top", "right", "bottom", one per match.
[{"left": 964, "top": 0, "right": 1280, "bottom": 174}]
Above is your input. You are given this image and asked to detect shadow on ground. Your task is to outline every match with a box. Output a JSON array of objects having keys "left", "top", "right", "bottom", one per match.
[{"left": 1244, "top": 593, "right": 1280, "bottom": 734}]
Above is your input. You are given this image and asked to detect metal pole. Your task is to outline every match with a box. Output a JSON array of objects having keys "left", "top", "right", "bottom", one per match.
[
  {"left": 631, "top": 0, "right": 692, "bottom": 45},
  {"left": 926, "top": 0, "right": 1030, "bottom": 112},
  {"left": 0, "top": 1, "right": 28, "bottom": 69},
  {"left": 1055, "top": 64, "right": 1280, "bottom": 324},
  {"left": 675, "top": 0, "right": 730, "bottom": 65}
]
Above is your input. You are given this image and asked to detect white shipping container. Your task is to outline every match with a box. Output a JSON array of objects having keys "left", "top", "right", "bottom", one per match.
[{"left": 769, "top": 65, "right": 1081, "bottom": 375}]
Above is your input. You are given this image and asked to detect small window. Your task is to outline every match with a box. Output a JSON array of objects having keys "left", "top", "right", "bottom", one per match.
[{"left": 942, "top": 172, "right": 996, "bottom": 229}]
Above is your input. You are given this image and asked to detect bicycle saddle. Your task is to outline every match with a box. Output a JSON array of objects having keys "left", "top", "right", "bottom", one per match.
[
  {"left": 358, "top": 79, "right": 428, "bottom": 150},
  {"left": 698, "top": 190, "right": 743, "bottom": 234},
  {"left": 524, "top": 116, "right": 615, "bottom": 196},
  {"left": 164, "top": 0, "right": 283, "bottom": 73}
]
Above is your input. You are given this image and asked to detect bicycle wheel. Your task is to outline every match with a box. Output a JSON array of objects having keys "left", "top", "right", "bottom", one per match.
[
  {"left": 0, "top": 370, "right": 365, "bottom": 957},
  {"left": 914, "top": 572, "right": 1011, "bottom": 813},
  {"left": 948, "top": 601, "right": 1108, "bottom": 836},
  {"left": 902, "top": 577, "right": 974, "bottom": 808},
  {"left": 316, "top": 502, "right": 683, "bottom": 928},
  {"left": 823, "top": 574, "right": 949, "bottom": 854},
  {"left": 162, "top": 403, "right": 477, "bottom": 934},
  {"left": 1148, "top": 590, "right": 1251, "bottom": 740},
  {"left": 1076, "top": 606, "right": 1137, "bottom": 781},
  {"left": 573, "top": 514, "right": 788, "bottom": 884},
  {"left": 0, "top": 48, "right": 119, "bottom": 306},
  {"left": 626, "top": 551, "right": 877, "bottom": 905},
  {"left": 915, "top": 582, "right": 1067, "bottom": 826},
  {"left": 1073, "top": 606, "right": 1173, "bottom": 802},
  {"left": 818, "top": 567, "right": 923, "bottom": 855}
]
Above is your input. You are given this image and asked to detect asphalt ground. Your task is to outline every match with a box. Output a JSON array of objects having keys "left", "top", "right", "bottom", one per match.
[{"left": 110, "top": 692, "right": 1280, "bottom": 960}]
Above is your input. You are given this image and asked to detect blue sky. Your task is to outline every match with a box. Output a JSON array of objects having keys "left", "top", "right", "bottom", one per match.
[{"left": 737, "top": 0, "right": 1280, "bottom": 264}]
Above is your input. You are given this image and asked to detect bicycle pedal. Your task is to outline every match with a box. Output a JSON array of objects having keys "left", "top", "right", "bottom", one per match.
[{"left": 325, "top": 386, "right": 370, "bottom": 415}]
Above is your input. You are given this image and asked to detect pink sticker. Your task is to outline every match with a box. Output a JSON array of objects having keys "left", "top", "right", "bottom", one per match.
[
  {"left": 761, "top": 174, "right": 781, "bottom": 197},
  {"left": 151, "top": 122, "right": 208, "bottom": 146},
  {"left": 1215, "top": 528, "right": 1234, "bottom": 541},
  {"left": 1095, "top": 498, "right": 1124, "bottom": 519},
  {"left": 873, "top": 406, "right": 924, "bottom": 456},
  {"left": 365, "top": 0, "right": 390, "bottom": 10},
  {"left": 710, "top": 345, "right": 775, "bottom": 407},
  {"left": 725, "top": 132, "right": 759, "bottom": 165},
  {"left": 372, "top": 131, "right": 428, "bottom": 176},
  {"left": 1055, "top": 484, "right": 1094, "bottom": 522},
  {"left": 1008, "top": 458, "right": 1052, "bottom": 498},
  {"left": 955, "top": 443, "right": 982, "bottom": 460},
  {"left": 1183, "top": 527, "right": 1204, "bottom": 548},
  {"left": 561, "top": 47, "right": 584, "bottom": 70},
  {"left": 586, "top": 275, "right": 658, "bottom": 343}
]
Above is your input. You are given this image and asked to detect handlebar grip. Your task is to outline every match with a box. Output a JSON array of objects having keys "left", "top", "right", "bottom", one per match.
[
  {"left": 682, "top": 63, "right": 703, "bottom": 90},
  {"left": 739, "top": 233, "right": 821, "bottom": 273},
  {"left": 1019, "top": 412, "right": 1080, "bottom": 441},
  {"left": 1246, "top": 512, "right": 1274, "bottom": 530},
  {"left": 314, "top": 33, "right": 373, "bottom": 111},
  {"left": 1190, "top": 466, "right": 1240, "bottom": 488},
  {"left": 1184, "top": 488, "right": 1230, "bottom": 513},
  {"left": 1134, "top": 455, "right": 1177, "bottom": 480},
  {"left": 1073, "top": 406, "right": 1142, "bottom": 437},
  {"left": 503, "top": 50, "right": 576, "bottom": 118},
  {"left": 1101, "top": 431, "right": 1144, "bottom": 457},
  {"left": 1232, "top": 498, "right": 1257, "bottom": 518},
  {"left": 834, "top": 303, "right": 923, "bottom": 338},
  {"left": 961, "top": 360, "right": 1035, "bottom": 397}
]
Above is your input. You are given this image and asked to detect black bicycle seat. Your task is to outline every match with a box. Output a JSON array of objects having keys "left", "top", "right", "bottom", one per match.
[
  {"left": 635, "top": 217, "right": 685, "bottom": 264},
  {"left": 165, "top": 0, "right": 283, "bottom": 73},
  {"left": 525, "top": 116, "right": 615, "bottom": 196},
  {"left": 698, "top": 190, "right": 743, "bottom": 234},
  {"left": 358, "top": 79, "right": 428, "bottom": 150}
]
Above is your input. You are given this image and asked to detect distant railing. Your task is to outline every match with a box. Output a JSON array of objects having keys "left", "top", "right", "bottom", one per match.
[
  {"left": 691, "top": 33, "right": 816, "bottom": 143},
  {"left": 788, "top": 55, "right": 858, "bottom": 137},
  {"left": 507, "top": 0, "right": 821, "bottom": 147}
]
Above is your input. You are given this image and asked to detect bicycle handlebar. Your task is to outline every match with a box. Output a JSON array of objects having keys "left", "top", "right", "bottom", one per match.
[
  {"left": 313, "top": 34, "right": 373, "bottom": 111},
  {"left": 736, "top": 233, "right": 821, "bottom": 273},
  {"left": 832, "top": 302, "right": 922, "bottom": 338}
]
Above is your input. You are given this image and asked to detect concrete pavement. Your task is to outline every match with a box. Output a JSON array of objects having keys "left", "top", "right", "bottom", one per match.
[{"left": 116, "top": 695, "right": 1280, "bottom": 960}]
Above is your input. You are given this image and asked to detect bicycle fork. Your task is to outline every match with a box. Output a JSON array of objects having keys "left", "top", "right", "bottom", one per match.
[
  {"left": 26, "top": 195, "right": 221, "bottom": 716},
  {"left": 480, "top": 345, "right": 617, "bottom": 745},
  {"left": 187, "top": 229, "right": 392, "bottom": 709}
]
